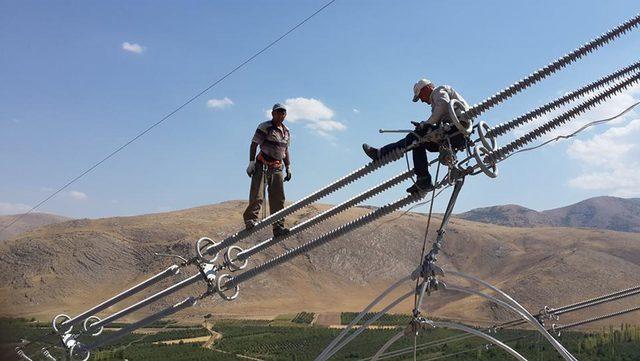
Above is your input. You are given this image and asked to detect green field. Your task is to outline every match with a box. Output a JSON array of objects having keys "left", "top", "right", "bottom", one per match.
[{"left": 4, "top": 317, "right": 640, "bottom": 360}]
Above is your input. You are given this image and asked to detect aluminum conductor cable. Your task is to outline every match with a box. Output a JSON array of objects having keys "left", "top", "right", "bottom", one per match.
[
  {"left": 367, "top": 284, "right": 640, "bottom": 361},
  {"left": 461, "top": 13, "right": 640, "bottom": 122},
  {"left": 487, "top": 60, "right": 640, "bottom": 138},
  {"left": 487, "top": 71, "right": 640, "bottom": 163},
  {"left": 554, "top": 305, "right": 640, "bottom": 332}
]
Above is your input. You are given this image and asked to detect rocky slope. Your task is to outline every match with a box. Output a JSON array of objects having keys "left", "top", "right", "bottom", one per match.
[{"left": 0, "top": 213, "right": 70, "bottom": 241}]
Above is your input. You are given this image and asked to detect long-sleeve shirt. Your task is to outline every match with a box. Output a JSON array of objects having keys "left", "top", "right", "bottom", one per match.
[{"left": 423, "top": 85, "right": 469, "bottom": 125}]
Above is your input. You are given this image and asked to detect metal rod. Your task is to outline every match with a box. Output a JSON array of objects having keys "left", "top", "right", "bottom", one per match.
[
  {"left": 379, "top": 129, "right": 413, "bottom": 133},
  {"left": 88, "top": 273, "right": 201, "bottom": 331},
  {"left": 84, "top": 297, "right": 197, "bottom": 352},
  {"left": 62, "top": 265, "right": 180, "bottom": 328}
]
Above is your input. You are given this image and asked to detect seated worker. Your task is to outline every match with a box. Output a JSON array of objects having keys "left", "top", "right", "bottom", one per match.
[
  {"left": 243, "top": 103, "right": 292, "bottom": 237},
  {"left": 362, "top": 78, "right": 469, "bottom": 194}
]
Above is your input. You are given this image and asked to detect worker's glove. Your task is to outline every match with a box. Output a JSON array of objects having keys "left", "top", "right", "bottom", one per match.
[
  {"left": 284, "top": 167, "right": 292, "bottom": 182},
  {"left": 246, "top": 161, "right": 256, "bottom": 177}
]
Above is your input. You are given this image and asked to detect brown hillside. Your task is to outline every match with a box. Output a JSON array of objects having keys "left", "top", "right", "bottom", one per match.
[
  {"left": 0, "top": 213, "right": 71, "bottom": 242},
  {"left": 0, "top": 201, "right": 638, "bottom": 329}
]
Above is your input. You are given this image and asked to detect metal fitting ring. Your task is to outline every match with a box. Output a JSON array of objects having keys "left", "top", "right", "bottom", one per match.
[
  {"left": 196, "top": 237, "right": 220, "bottom": 264},
  {"left": 83, "top": 316, "right": 104, "bottom": 337},
  {"left": 224, "top": 246, "right": 248, "bottom": 272},
  {"left": 52, "top": 314, "right": 73, "bottom": 334},
  {"left": 477, "top": 121, "right": 498, "bottom": 151},
  {"left": 473, "top": 145, "right": 498, "bottom": 178},
  {"left": 69, "top": 344, "right": 90, "bottom": 361},
  {"left": 448, "top": 99, "right": 473, "bottom": 136},
  {"left": 216, "top": 274, "right": 239, "bottom": 301}
]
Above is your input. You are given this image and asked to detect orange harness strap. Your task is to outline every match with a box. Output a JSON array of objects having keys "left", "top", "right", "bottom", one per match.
[{"left": 257, "top": 153, "right": 282, "bottom": 169}]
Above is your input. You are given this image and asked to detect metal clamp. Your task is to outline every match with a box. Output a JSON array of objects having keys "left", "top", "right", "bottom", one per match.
[
  {"left": 83, "top": 316, "right": 104, "bottom": 337},
  {"left": 476, "top": 121, "right": 498, "bottom": 151},
  {"left": 196, "top": 237, "right": 220, "bottom": 264},
  {"left": 448, "top": 99, "right": 473, "bottom": 135},
  {"left": 52, "top": 314, "right": 72, "bottom": 334},
  {"left": 224, "top": 246, "right": 248, "bottom": 271},
  {"left": 473, "top": 145, "right": 498, "bottom": 178},
  {"left": 69, "top": 343, "right": 90, "bottom": 361},
  {"left": 216, "top": 274, "right": 239, "bottom": 301}
]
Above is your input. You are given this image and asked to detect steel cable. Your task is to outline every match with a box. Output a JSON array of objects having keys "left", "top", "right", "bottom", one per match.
[{"left": 1, "top": 0, "right": 339, "bottom": 235}]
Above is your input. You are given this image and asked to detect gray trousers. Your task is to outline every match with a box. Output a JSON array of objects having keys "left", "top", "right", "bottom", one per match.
[{"left": 242, "top": 163, "right": 285, "bottom": 229}]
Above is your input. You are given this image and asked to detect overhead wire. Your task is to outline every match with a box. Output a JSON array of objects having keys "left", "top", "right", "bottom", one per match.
[
  {"left": 362, "top": 284, "right": 640, "bottom": 361},
  {"left": 499, "top": 101, "right": 640, "bottom": 161},
  {"left": 0, "top": 0, "right": 338, "bottom": 235}
]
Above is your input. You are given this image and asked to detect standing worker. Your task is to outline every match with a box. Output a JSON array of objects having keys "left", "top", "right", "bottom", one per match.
[{"left": 243, "top": 103, "right": 292, "bottom": 237}]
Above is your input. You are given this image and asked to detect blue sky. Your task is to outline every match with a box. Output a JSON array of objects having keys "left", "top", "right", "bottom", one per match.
[{"left": 1, "top": 0, "right": 640, "bottom": 219}]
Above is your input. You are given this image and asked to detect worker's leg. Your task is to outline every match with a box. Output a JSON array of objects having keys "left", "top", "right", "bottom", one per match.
[
  {"left": 242, "top": 164, "right": 265, "bottom": 228},
  {"left": 379, "top": 132, "right": 418, "bottom": 157},
  {"left": 267, "top": 167, "right": 288, "bottom": 235},
  {"left": 412, "top": 143, "right": 430, "bottom": 179}
]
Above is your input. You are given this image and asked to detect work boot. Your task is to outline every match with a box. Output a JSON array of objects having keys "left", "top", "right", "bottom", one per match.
[
  {"left": 406, "top": 176, "right": 434, "bottom": 195},
  {"left": 245, "top": 219, "right": 258, "bottom": 230},
  {"left": 273, "top": 226, "right": 290, "bottom": 238},
  {"left": 362, "top": 144, "right": 380, "bottom": 161}
]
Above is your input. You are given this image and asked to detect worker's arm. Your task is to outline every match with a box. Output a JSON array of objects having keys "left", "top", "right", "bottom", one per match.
[
  {"left": 249, "top": 142, "right": 258, "bottom": 161},
  {"left": 283, "top": 148, "right": 290, "bottom": 168},
  {"left": 246, "top": 142, "right": 259, "bottom": 177},
  {"left": 283, "top": 148, "right": 292, "bottom": 182}
]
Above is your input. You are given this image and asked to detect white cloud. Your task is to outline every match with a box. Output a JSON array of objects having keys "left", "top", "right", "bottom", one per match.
[
  {"left": 206, "top": 97, "right": 234, "bottom": 109},
  {"left": 68, "top": 191, "right": 88, "bottom": 201},
  {"left": 265, "top": 97, "right": 347, "bottom": 138},
  {"left": 353, "top": 108, "right": 360, "bottom": 114},
  {"left": 122, "top": 42, "right": 145, "bottom": 54},
  {"left": 0, "top": 202, "right": 31, "bottom": 215},
  {"left": 565, "top": 87, "right": 640, "bottom": 196}
]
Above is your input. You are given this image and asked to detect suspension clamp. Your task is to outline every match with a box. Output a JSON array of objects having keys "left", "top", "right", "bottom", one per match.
[{"left": 223, "top": 246, "right": 249, "bottom": 272}]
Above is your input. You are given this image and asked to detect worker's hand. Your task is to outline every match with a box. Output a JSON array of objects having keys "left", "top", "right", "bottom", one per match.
[
  {"left": 284, "top": 167, "right": 292, "bottom": 182},
  {"left": 411, "top": 121, "right": 421, "bottom": 129},
  {"left": 246, "top": 161, "right": 256, "bottom": 177}
]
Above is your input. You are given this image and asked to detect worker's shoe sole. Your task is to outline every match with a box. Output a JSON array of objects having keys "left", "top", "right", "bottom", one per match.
[
  {"left": 406, "top": 177, "right": 434, "bottom": 195},
  {"left": 245, "top": 220, "right": 258, "bottom": 230},
  {"left": 362, "top": 144, "right": 380, "bottom": 161},
  {"left": 272, "top": 227, "right": 290, "bottom": 238}
]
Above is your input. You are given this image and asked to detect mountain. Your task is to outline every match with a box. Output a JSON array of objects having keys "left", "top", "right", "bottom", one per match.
[
  {"left": 455, "top": 204, "right": 553, "bottom": 228},
  {"left": 457, "top": 196, "right": 640, "bottom": 232},
  {"left": 1, "top": 200, "right": 638, "bottom": 329},
  {"left": 545, "top": 196, "right": 640, "bottom": 232},
  {"left": 0, "top": 213, "right": 71, "bottom": 242}
]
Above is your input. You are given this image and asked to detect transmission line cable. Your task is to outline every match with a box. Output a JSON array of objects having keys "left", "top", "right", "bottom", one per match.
[{"left": 1, "top": 0, "right": 337, "bottom": 234}]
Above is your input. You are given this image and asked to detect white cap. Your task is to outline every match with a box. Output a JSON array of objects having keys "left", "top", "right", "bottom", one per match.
[{"left": 412, "top": 78, "right": 432, "bottom": 102}]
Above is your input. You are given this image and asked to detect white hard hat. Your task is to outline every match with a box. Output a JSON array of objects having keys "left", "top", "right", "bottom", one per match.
[{"left": 412, "top": 78, "right": 432, "bottom": 102}]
